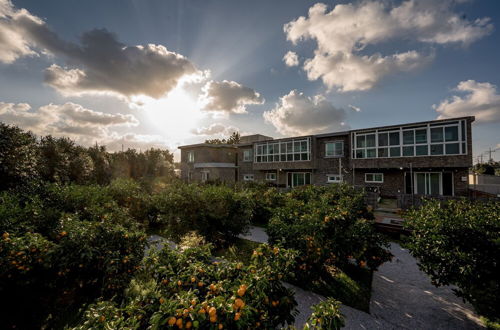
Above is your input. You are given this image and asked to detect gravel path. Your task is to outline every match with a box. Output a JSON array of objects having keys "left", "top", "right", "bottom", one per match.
[
  {"left": 241, "top": 226, "right": 485, "bottom": 329},
  {"left": 370, "top": 243, "right": 484, "bottom": 329},
  {"left": 239, "top": 226, "right": 269, "bottom": 243}
]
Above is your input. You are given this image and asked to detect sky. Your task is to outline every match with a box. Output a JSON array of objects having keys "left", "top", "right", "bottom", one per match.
[{"left": 1, "top": 0, "right": 499, "bottom": 162}]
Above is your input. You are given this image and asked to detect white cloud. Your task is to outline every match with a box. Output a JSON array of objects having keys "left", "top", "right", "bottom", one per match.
[
  {"left": 263, "top": 90, "right": 347, "bottom": 136},
  {"left": 199, "top": 80, "right": 264, "bottom": 114},
  {"left": 434, "top": 80, "right": 500, "bottom": 123},
  {"left": 0, "top": 101, "right": 139, "bottom": 145},
  {"left": 0, "top": 0, "right": 200, "bottom": 99},
  {"left": 191, "top": 123, "right": 238, "bottom": 136},
  {"left": 283, "top": 51, "right": 299, "bottom": 67},
  {"left": 284, "top": 1, "right": 493, "bottom": 91},
  {"left": 0, "top": 0, "right": 40, "bottom": 63},
  {"left": 104, "top": 132, "right": 171, "bottom": 152},
  {"left": 348, "top": 104, "right": 361, "bottom": 112}
]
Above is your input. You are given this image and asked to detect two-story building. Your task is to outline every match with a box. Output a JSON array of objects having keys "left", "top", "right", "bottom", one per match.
[{"left": 179, "top": 116, "right": 474, "bottom": 197}]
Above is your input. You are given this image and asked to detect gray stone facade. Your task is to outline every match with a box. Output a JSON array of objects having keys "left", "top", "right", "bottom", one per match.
[{"left": 179, "top": 116, "right": 474, "bottom": 197}]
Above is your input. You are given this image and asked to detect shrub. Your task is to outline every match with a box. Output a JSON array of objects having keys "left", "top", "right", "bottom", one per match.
[
  {"left": 239, "top": 182, "right": 286, "bottom": 225},
  {"left": 73, "top": 239, "right": 299, "bottom": 329},
  {"left": 267, "top": 184, "right": 391, "bottom": 283},
  {"left": 404, "top": 199, "right": 500, "bottom": 321},
  {"left": 108, "top": 178, "right": 154, "bottom": 224},
  {"left": 0, "top": 218, "right": 146, "bottom": 328},
  {"left": 153, "top": 183, "right": 252, "bottom": 245},
  {"left": 304, "top": 298, "right": 344, "bottom": 330}
]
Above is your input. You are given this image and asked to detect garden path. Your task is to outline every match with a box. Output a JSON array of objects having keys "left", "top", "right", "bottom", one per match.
[{"left": 242, "top": 227, "right": 485, "bottom": 329}]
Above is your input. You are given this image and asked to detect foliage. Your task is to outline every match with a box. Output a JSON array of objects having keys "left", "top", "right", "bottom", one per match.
[
  {"left": 267, "top": 184, "right": 391, "bottom": 284},
  {"left": 238, "top": 182, "right": 286, "bottom": 225},
  {"left": 153, "top": 183, "right": 253, "bottom": 245},
  {"left": 205, "top": 131, "right": 241, "bottom": 145},
  {"left": 404, "top": 199, "right": 500, "bottom": 321},
  {"left": 0, "top": 123, "right": 39, "bottom": 190},
  {"left": 73, "top": 237, "right": 299, "bottom": 329},
  {"left": 0, "top": 219, "right": 146, "bottom": 328},
  {"left": 304, "top": 298, "right": 344, "bottom": 330},
  {"left": 472, "top": 160, "right": 500, "bottom": 176}
]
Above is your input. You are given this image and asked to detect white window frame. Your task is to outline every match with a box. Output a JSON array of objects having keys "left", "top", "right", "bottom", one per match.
[
  {"left": 243, "top": 174, "right": 254, "bottom": 181},
  {"left": 187, "top": 151, "right": 194, "bottom": 163},
  {"left": 287, "top": 172, "right": 311, "bottom": 188},
  {"left": 365, "top": 173, "right": 384, "bottom": 183},
  {"left": 243, "top": 149, "right": 252, "bottom": 162},
  {"left": 254, "top": 138, "right": 311, "bottom": 163},
  {"left": 201, "top": 170, "right": 209, "bottom": 183},
  {"left": 326, "top": 174, "right": 343, "bottom": 183},
  {"left": 265, "top": 173, "right": 276, "bottom": 181},
  {"left": 325, "top": 140, "right": 343, "bottom": 158},
  {"left": 413, "top": 172, "right": 443, "bottom": 195},
  {"left": 352, "top": 119, "right": 467, "bottom": 159}
]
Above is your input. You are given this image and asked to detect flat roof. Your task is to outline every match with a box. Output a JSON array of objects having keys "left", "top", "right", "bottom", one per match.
[{"left": 178, "top": 143, "right": 237, "bottom": 149}]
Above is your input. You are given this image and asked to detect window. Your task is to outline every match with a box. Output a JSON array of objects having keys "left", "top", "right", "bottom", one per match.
[
  {"left": 243, "top": 174, "right": 254, "bottom": 181},
  {"left": 325, "top": 141, "right": 343, "bottom": 157},
  {"left": 287, "top": 172, "right": 311, "bottom": 188},
  {"left": 365, "top": 173, "right": 383, "bottom": 183},
  {"left": 255, "top": 138, "right": 310, "bottom": 163},
  {"left": 265, "top": 173, "right": 276, "bottom": 181},
  {"left": 352, "top": 119, "right": 467, "bottom": 158},
  {"left": 201, "top": 171, "right": 209, "bottom": 182},
  {"left": 327, "top": 174, "right": 342, "bottom": 183},
  {"left": 243, "top": 149, "right": 252, "bottom": 162},
  {"left": 187, "top": 151, "right": 194, "bottom": 163}
]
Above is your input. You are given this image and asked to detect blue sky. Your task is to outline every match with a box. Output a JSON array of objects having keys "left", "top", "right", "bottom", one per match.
[{"left": 1, "top": 0, "right": 499, "bottom": 161}]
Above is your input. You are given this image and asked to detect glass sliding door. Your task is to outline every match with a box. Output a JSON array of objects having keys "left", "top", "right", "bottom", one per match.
[
  {"left": 414, "top": 172, "right": 442, "bottom": 195},
  {"left": 287, "top": 172, "right": 311, "bottom": 188}
]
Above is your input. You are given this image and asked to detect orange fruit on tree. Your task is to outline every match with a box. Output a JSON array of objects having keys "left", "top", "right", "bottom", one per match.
[
  {"left": 218, "top": 324, "right": 223, "bottom": 329},
  {"left": 167, "top": 317, "right": 177, "bottom": 326},
  {"left": 234, "top": 312, "right": 241, "bottom": 321},
  {"left": 198, "top": 281, "right": 204, "bottom": 287},
  {"left": 176, "top": 317, "right": 183, "bottom": 328},
  {"left": 209, "top": 315, "right": 217, "bottom": 323},
  {"left": 234, "top": 298, "right": 245, "bottom": 309},
  {"left": 185, "top": 321, "right": 192, "bottom": 329},
  {"left": 208, "top": 307, "right": 217, "bottom": 316},
  {"left": 177, "top": 280, "right": 182, "bottom": 286},
  {"left": 159, "top": 298, "right": 165, "bottom": 304}
]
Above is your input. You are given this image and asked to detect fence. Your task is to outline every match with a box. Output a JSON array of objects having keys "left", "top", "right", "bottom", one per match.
[{"left": 397, "top": 193, "right": 500, "bottom": 209}]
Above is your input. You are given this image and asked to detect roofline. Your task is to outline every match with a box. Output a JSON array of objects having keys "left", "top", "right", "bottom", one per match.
[
  {"left": 348, "top": 116, "right": 475, "bottom": 134},
  {"left": 178, "top": 143, "right": 237, "bottom": 149}
]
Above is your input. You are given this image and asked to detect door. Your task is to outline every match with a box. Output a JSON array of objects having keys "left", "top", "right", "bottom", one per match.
[{"left": 414, "top": 172, "right": 442, "bottom": 195}]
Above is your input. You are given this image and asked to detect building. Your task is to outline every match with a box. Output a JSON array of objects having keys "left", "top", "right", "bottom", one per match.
[{"left": 179, "top": 116, "right": 474, "bottom": 197}]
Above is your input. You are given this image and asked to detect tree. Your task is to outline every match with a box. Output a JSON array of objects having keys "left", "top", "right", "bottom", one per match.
[
  {"left": 205, "top": 131, "right": 240, "bottom": 144},
  {"left": 0, "top": 123, "right": 39, "bottom": 190}
]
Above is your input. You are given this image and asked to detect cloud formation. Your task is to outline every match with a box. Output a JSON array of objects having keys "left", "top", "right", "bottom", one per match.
[
  {"left": 191, "top": 123, "right": 238, "bottom": 136},
  {"left": 284, "top": 1, "right": 493, "bottom": 91},
  {"left": 348, "top": 104, "right": 361, "bottom": 112},
  {"left": 199, "top": 80, "right": 264, "bottom": 114},
  {"left": 434, "top": 80, "right": 500, "bottom": 123},
  {"left": 263, "top": 90, "right": 346, "bottom": 136},
  {"left": 0, "top": 0, "right": 199, "bottom": 98},
  {"left": 283, "top": 51, "right": 299, "bottom": 67},
  {"left": 0, "top": 101, "right": 139, "bottom": 144}
]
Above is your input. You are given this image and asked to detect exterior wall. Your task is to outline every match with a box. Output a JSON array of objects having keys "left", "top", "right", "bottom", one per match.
[
  {"left": 314, "top": 135, "right": 350, "bottom": 185},
  {"left": 179, "top": 117, "right": 474, "bottom": 196}
]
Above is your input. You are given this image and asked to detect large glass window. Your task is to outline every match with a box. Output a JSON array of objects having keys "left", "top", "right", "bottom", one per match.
[
  {"left": 325, "top": 141, "right": 343, "bottom": 157},
  {"left": 365, "top": 173, "right": 383, "bottom": 183},
  {"left": 255, "top": 138, "right": 310, "bottom": 163},
  {"left": 187, "top": 151, "right": 194, "bottom": 163},
  {"left": 353, "top": 120, "right": 467, "bottom": 158},
  {"left": 243, "top": 149, "right": 252, "bottom": 162}
]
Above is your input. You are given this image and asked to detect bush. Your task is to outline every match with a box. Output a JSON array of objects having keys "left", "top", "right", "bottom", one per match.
[
  {"left": 267, "top": 184, "right": 391, "bottom": 283},
  {"left": 153, "top": 183, "right": 253, "bottom": 245},
  {"left": 108, "top": 178, "right": 154, "bottom": 224},
  {"left": 304, "top": 298, "right": 344, "bottom": 330},
  {"left": 404, "top": 199, "right": 500, "bottom": 321},
  {"left": 73, "top": 238, "right": 299, "bottom": 329},
  {"left": 239, "top": 182, "right": 286, "bottom": 225},
  {"left": 0, "top": 219, "right": 146, "bottom": 328}
]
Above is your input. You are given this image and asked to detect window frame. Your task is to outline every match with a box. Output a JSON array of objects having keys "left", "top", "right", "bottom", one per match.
[
  {"left": 254, "top": 138, "right": 311, "bottom": 163},
  {"left": 325, "top": 140, "right": 344, "bottom": 158},
  {"left": 265, "top": 173, "right": 277, "bottom": 181},
  {"left": 243, "top": 174, "right": 254, "bottom": 181},
  {"left": 243, "top": 149, "right": 252, "bottom": 162},
  {"left": 326, "top": 174, "right": 343, "bottom": 183},
  {"left": 352, "top": 119, "right": 467, "bottom": 159},
  {"left": 365, "top": 173, "right": 384, "bottom": 183},
  {"left": 187, "top": 151, "right": 194, "bottom": 163}
]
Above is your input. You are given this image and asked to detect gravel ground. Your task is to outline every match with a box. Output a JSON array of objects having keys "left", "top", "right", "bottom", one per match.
[
  {"left": 370, "top": 243, "right": 484, "bottom": 329},
  {"left": 238, "top": 226, "right": 269, "bottom": 243}
]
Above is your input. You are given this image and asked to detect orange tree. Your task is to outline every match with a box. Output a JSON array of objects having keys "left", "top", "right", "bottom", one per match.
[
  {"left": 0, "top": 187, "right": 146, "bottom": 329},
  {"left": 237, "top": 182, "right": 286, "bottom": 226},
  {"left": 267, "top": 184, "right": 391, "bottom": 283},
  {"left": 73, "top": 241, "right": 299, "bottom": 329},
  {"left": 404, "top": 199, "right": 500, "bottom": 321},
  {"left": 152, "top": 183, "right": 253, "bottom": 246}
]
